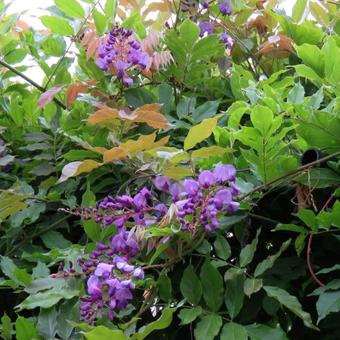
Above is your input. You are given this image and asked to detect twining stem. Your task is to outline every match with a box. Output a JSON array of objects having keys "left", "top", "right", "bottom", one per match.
[
  {"left": 5, "top": 215, "right": 70, "bottom": 256},
  {"left": 306, "top": 234, "right": 325, "bottom": 287},
  {"left": 239, "top": 150, "right": 340, "bottom": 200},
  {"left": 0, "top": 59, "right": 66, "bottom": 109}
]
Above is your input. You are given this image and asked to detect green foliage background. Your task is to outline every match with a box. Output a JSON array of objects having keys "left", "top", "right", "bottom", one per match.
[{"left": 0, "top": 0, "right": 339, "bottom": 339}]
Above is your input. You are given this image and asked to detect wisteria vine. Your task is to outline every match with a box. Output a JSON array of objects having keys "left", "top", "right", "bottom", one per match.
[{"left": 55, "top": 164, "right": 239, "bottom": 323}]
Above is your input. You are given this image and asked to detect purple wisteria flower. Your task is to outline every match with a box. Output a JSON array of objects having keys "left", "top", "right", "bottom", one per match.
[
  {"left": 96, "top": 26, "right": 151, "bottom": 86},
  {"left": 220, "top": 33, "right": 234, "bottom": 50},
  {"left": 78, "top": 235, "right": 145, "bottom": 323},
  {"left": 199, "top": 21, "right": 215, "bottom": 37},
  {"left": 218, "top": 0, "right": 232, "bottom": 16},
  {"left": 60, "top": 163, "right": 239, "bottom": 324},
  {"left": 154, "top": 176, "right": 171, "bottom": 191}
]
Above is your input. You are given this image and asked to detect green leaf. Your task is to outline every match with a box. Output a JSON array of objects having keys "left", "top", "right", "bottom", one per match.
[
  {"left": 37, "top": 308, "right": 58, "bottom": 339},
  {"left": 180, "top": 264, "right": 202, "bottom": 305},
  {"left": 245, "top": 324, "right": 288, "bottom": 340},
  {"left": 1, "top": 314, "right": 12, "bottom": 340},
  {"left": 297, "top": 168, "right": 340, "bottom": 188},
  {"left": 294, "top": 64, "right": 322, "bottom": 83},
  {"left": 132, "top": 307, "right": 176, "bottom": 340},
  {"left": 239, "top": 229, "right": 261, "bottom": 267},
  {"left": 263, "top": 286, "right": 317, "bottom": 329},
  {"left": 192, "top": 100, "right": 219, "bottom": 123},
  {"left": 54, "top": 0, "right": 85, "bottom": 18},
  {"left": 220, "top": 322, "right": 248, "bottom": 340},
  {"left": 227, "top": 101, "right": 249, "bottom": 129},
  {"left": 276, "top": 224, "right": 307, "bottom": 233},
  {"left": 250, "top": 105, "right": 273, "bottom": 136},
  {"left": 287, "top": 83, "right": 305, "bottom": 104},
  {"left": 93, "top": 9, "right": 107, "bottom": 36},
  {"left": 157, "top": 273, "right": 172, "bottom": 302},
  {"left": 4, "top": 48, "right": 27, "bottom": 64},
  {"left": 41, "top": 230, "right": 72, "bottom": 249},
  {"left": 32, "top": 262, "right": 50, "bottom": 279},
  {"left": 192, "top": 34, "right": 224, "bottom": 61},
  {"left": 200, "top": 260, "right": 224, "bottom": 312},
  {"left": 194, "top": 314, "right": 222, "bottom": 340},
  {"left": 184, "top": 117, "right": 218, "bottom": 150},
  {"left": 244, "top": 278, "right": 263, "bottom": 297},
  {"left": 40, "top": 16, "right": 74, "bottom": 35},
  {"left": 15, "top": 317, "right": 39, "bottom": 340},
  {"left": 0, "top": 256, "right": 31, "bottom": 287},
  {"left": 179, "top": 19, "right": 199, "bottom": 49},
  {"left": 105, "top": 0, "right": 117, "bottom": 18},
  {"left": 292, "top": 0, "right": 307, "bottom": 22},
  {"left": 214, "top": 235, "right": 231, "bottom": 260},
  {"left": 178, "top": 306, "right": 202, "bottom": 325},
  {"left": 316, "top": 290, "right": 340, "bottom": 323},
  {"left": 296, "top": 209, "right": 317, "bottom": 231},
  {"left": 224, "top": 268, "right": 245, "bottom": 319},
  {"left": 254, "top": 239, "right": 291, "bottom": 277},
  {"left": 295, "top": 44, "right": 324, "bottom": 77},
  {"left": 322, "top": 37, "right": 340, "bottom": 85},
  {"left": 317, "top": 264, "right": 340, "bottom": 275},
  {"left": 85, "top": 326, "right": 127, "bottom": 340},
  {"left": 41, "top": 36, "right": 66, "bottom": 57},
  {"left": 17, "top": 289, "right": 79, "bottom": 310},
  {"left": 122, "top": 12, "right": 146, "bottom": 39}
]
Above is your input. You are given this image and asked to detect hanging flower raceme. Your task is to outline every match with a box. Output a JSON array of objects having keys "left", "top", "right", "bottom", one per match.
[
  {"left": 155, "top": 164, "right": 239, "bottom": 232},
  {"left": 218, "top": 0, "right": 233, "bottom": 16},
  {"left": 57, "top": 164, "right": 239, "bottom": 323},
  {"left": 96, "top": 26, "right": 151, "bottom": 86}
]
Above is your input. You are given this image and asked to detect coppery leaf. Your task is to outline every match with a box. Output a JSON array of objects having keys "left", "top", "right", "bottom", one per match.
[
  {"left": 66, "top": 83, "right": 88, "bottom": 108},
  {"left": 38, "top": 85, "right": 64, "bottom": 108}
]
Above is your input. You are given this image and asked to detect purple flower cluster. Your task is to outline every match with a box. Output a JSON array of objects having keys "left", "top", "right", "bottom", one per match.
[
  {"left": 154, "top": 164, "right": 239, "bottom": 232},
  {"left": 61, "top": 164, "right": 239, "bottom": 323},
  {"left": 218, "top": 0, "right": 232, "bottom": 16},
  {"left": 220, "top": 33, "right": 234, "bottom": 50},
  {"left": 96, "top": 26, "right": 150, "bottom": 86},
  {"left": 78, "top": 236, "right": 144, "bottom": 323},
  {"left": 199, "top": 21, "right": 215, "bottom": 37}
]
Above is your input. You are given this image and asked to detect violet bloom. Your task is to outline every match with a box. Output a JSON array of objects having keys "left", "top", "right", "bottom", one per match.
[
  {"left": 133, "top": 267, "right": 144, "bottom": 279},
  {"left": 213, "top": 164, "right": 236, "bottom": 183},
  {"left": 198, "top": 170, "right": 215, "bottom": 188},
  {"left": 94, "top": 263, "right": 114, "bottom": 278},
  {"left": 154, "top": 176, "right": 171, "bottom": 191},
  {"left": 183, "top": 179, "right": 200, "bottom": 197},
  {"left": 213, "top": 189, "right": 232, "bottom": 210},
  {"left": 218, "top": 0, "right": 232, "bottom": 16},
  {"left": 199, "top": 21, "right": 215, "bottom": 37},
  {"left": 170, "top": 183, "right": 182, "bottom": 201},
  {"left": 111, "top": 229, "right": 139, "bottom": 257},
  {"left": 96, "top": 26, "right": 150, "bottom": 86},
  {"left": 87, "top": 275, "right": 102, "bottom": 298},
  {"left": 220, "top": 33, "right": 234, "bottom": 50}
]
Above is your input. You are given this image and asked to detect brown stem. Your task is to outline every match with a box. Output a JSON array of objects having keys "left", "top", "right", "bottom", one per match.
[
  {"left": 239, "top": 150, "right": 340, "bottom": 200},
  {"left": 44, "top": 0, "right": 101, "bottom": 89},
  {"left": 306, "top": 234, "right": 325, "bottom": 287},
  {"left": 321, "top": 195, "right": 334, "bottom": 212},
  {"left": 0, "top": 59, "right": 66, "bottom": 109}
]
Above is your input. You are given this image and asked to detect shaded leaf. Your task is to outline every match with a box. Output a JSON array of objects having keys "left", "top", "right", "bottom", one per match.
[{"left": 194, "top": 314, "right": 222, "bottom": 340}]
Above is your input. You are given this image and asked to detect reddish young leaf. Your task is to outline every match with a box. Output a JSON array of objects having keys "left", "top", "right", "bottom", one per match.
[
  {"left": 66, "top": 83, "right": 88, "bottom": 108},
  {"left": 38, "top": 85, "right": 64, "bottom": 108}
]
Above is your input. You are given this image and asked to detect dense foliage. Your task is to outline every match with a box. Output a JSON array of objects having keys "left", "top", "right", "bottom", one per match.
[{"left": 0, "top": 0, "right": 340, "bottom": 339}]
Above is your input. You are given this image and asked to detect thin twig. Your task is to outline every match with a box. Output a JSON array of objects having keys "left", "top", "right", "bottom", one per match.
[
  {"left": 6, "top": 215, "right": 71, "bottom": 256},
  {"left": 0, "top": 59, "right": 66, "bottom": 109},
  {"left": 239, "top": 150, "right": 340, "bottom": 200},
  {"left": 306, "top": 234, "right": 325, "bottom": 287},
  {"left": 44, "top": 0, "right": 101, "bottom": 89}
]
